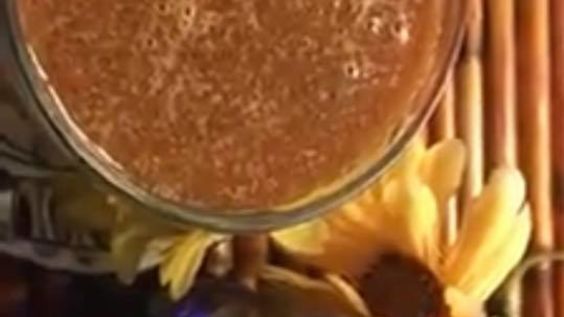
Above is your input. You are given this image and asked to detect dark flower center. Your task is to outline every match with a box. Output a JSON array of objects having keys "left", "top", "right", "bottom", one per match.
[{"left": 357, "top": 253, "right": 448, "bottom": 317}]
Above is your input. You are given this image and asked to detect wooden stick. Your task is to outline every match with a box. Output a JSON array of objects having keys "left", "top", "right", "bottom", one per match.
[
  {"left": 429, "top": 74, "right": 457, "bottom": 142},
  {"left": 455, "top": 0, "right": 484, "bottom": 211},
  {"left": 550, "top": 0, "right": 564, "bottom": 315},
  {"left": 455, "top": 55, "right": 484, "bottom": 213},
  {"left": 232, "top": 234, "right": 269, "bottom": 291},
  {"left": 522, "top": 269, "right": 556, "bottom": 317},
  {"left": 483, "top": 0, "right": 518, "bottom": 170},
  {"left": 516, "top": 0, "right": 553, "bottom": 258},
  {"left": 516, "top": 0, "right": 554, "bottom": 315}
]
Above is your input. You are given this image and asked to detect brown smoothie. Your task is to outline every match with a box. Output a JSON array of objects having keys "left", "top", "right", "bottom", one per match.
[{"left": 17, "top": 0, "right": 443, "bottom": 210}]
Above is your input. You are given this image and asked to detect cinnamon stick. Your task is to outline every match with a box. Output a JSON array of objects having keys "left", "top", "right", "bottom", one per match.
[
  {"left": 549, "top": 0, "right": 564, "bottom": 315},
  {"left": 516, "top": 0, "right": 554, "bottom": 315},
  {"left": 483, "top": 0, "right": 518, "bottom": 170}
]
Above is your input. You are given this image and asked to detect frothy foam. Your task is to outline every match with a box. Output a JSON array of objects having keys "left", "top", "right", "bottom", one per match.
[{"left": 17, "top": 0, "right": 442, "bottom": 209}]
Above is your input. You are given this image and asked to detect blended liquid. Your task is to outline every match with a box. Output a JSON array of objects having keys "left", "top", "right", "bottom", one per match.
[{"left": 17, "top": 0, "right": 442, "bottom": 209}]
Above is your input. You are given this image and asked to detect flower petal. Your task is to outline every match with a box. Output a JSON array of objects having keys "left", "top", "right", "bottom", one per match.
[
  {"left": 159, "top": 236, "right": 189, "bottom": 286},
  {"left": 381, "top": 137, "right": 427, "bottom": 183},
  {"left": 110, "top": 202, "right": 182, "bottom": 284},
  {"left": 272, "top": 220, "right": 330, "bottom": 257},
  {"left": 420, "top": 139, "right": 466, "bottom": 206},
  {"left": 159, "top": 231, "right": 221, "bottom": 300},
  {"left": 463, "top": 206, "right": 532, "bottom": 300},
  {"left": 445, "top": 287, "right": 486, "bottom": 317},
  {"left": 274, "top": 137, "right": 442, "bottom": 276},
  {"left": 111, "top": 225, "right": 154, "bottom": 284},
  {"left": 279, "top": 218, "right": 379, "bottom": 275},
  {"left": 444, "top": 169, "right": 528, "bottom": 297},
  {"left": 381, "top": 175, "right": 440, "bottom": 267},
  {"left": 274, "top": 191, "right": 385, "bottom": 275},
  {"left": 325, "top": 274, "right": 372, "bottom": 317},
  {"left": 420, "top": 140, "right": 466, "bottom": 251},
  {"left": 260, "top": 266, "right": 370, "bottom": 317},
  {"left": 338, "top": 197, "right": 380, "bottom": 231},
  {"left": 326, "top": 187, "right": 391, "bottom": 245},
  {"left": 138, "top": 236, "right": 178, "bottom": 271},
  {"left": 313, "top": 236, "right": 381, "bottom": 275}
]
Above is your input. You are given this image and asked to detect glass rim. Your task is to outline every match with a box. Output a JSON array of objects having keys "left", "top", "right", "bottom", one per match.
[
  {"left": 503, "top": 252, "right": 564, "bottom": 317},
  {"left": 3, "top": 0, "right": 468, "bottom": 233}
]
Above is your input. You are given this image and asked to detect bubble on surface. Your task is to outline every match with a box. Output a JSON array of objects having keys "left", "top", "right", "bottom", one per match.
[
  {"left": 178, "top": 1, "right": 198, "bottom": 32},
  {"left": 343, "top": 60, "right": 362, "bottom": 79},
  {"left": 154, "top": 1, "right": 174, "bottom": 15},
  {"left": 391, "top": 13, "right": 411, "bottom": 44},
  {"left": 139, "top": 34, "right": 159, "bottom": 50},
  {"left": 368, "top": 16, "right": 385, "bottom": 35}
]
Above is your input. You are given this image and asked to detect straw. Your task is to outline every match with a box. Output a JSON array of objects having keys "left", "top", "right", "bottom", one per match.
[
  {"left": 516, "top": 0, "right": 554, "bottom": 315},
  {"left": 483, "top": 0, "right": 518, "bottom": 170},
  {"left": 550, "top": 0, "right": 564, "bottom": 314}
]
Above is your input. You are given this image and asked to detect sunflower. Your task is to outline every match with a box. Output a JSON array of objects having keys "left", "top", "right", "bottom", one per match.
[
  {"left": 273, "top": 139, "right": 532, "bottom": 317},
  {"left": 109, "top": 202, "right": 227, "bottom": 300},
  {"left": 108, "top": 138, "right": 531, "bottom": 316},
  {"left": 109, "top": 210, "right": 370, "bottom": 317}
]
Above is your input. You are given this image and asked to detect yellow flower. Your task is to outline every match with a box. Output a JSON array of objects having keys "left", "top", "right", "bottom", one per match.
[
  {"left": 109, "top": 202, "right": 225, "bottom": 300},
  {"left": 273, "top": 139, "right": 532, "bottom": 317}
]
